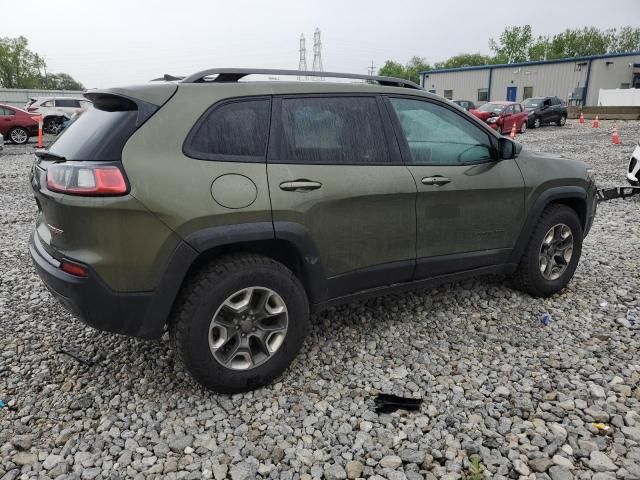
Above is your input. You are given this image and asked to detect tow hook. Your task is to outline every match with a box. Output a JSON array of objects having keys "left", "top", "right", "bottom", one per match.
[{"left": 596, "top": 186, "right": 640, "bottom": 203}]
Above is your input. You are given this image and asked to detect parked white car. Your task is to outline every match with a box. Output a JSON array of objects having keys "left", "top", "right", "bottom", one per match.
[
  {"left": 628, "top": 144, "right": 640, "bottom": 186},
  {"left": 24, "top": 97, "right": 92, "bottom": 133}
]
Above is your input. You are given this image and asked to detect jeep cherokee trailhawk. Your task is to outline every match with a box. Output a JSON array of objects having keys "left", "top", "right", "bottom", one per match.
[{"left": 30, "top": 69, "right": 597, "bottom": 392}]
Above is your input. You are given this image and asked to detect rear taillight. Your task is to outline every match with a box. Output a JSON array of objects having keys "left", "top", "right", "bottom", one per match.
[
  {"left": 61, "top": 260, "right": 88, "bottom": 277},
  {"left": 47, "top": 163, "right": 128, "bottom": 196}
]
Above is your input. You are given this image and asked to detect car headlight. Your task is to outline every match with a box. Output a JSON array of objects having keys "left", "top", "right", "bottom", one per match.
[{"left": 487, "top": 117, "right": 497, "bottom": 123}]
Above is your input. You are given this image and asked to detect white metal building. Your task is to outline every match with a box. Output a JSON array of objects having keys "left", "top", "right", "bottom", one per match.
[
  {"left": 420, "top": 52, "right": 640, "bottom": 106},
  {"left": 0, "top": 88, "right": 84, "bottom": 107}
]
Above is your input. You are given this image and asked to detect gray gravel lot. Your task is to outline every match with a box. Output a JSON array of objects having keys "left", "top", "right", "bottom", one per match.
[{"left": 1, "top": 121, "right": 639, "bottom": 480}]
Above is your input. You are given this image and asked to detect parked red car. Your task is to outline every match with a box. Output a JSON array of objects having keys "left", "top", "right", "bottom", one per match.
[
  {"left": 0, "top": 104, "right": 39, "bottom": 145},
  {"left": 469, "top": 101, "right": 528, "bottom": 135}
]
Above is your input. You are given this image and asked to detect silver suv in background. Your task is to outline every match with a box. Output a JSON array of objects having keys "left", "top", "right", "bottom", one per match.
[{"left": 25, "top": 97, "right": 92, "bottom": 133}]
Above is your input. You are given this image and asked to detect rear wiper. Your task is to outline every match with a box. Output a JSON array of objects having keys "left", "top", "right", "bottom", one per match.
[{"left": 35, "top": 150, "right": 66, "bottom": 162}]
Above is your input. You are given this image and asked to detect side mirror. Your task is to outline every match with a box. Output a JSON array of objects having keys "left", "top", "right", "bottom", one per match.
[{"left": 499, "top": 137, "right": 519, "bottom": 159}]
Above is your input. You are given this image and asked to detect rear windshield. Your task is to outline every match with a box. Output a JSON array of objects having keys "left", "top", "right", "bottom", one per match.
[{"left": 48, "top": 107, "right": 138, "bottom": 161}]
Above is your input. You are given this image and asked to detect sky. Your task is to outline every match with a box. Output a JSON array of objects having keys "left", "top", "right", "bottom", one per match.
[{"left": 1, "top": 0, "right": 639, "bottom": 89}]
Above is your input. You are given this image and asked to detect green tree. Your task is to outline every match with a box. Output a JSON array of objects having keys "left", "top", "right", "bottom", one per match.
[
  {"left": 434, "top": 53, "right": 494, "bottom": 69},
  {"left": 489, "top": 25, "right": 533, "bottom": 63},
  {"left": 528, "top": 35, "right": 551, "bottom": 61},
  {"left": 610, "top": 26, "right": 640, "bottom": 53},
  {"left": 546, "top": 27, "right": 613, "bottom": 59},
  {"left": 0, "top": 35, "right": 83, "bottom": 90},
  {"left": 45, "top": 73, "right": 84, "bottom": 90},
  {"left": 378, "top": 56, "right": 430, "bottom": 84},
  {"left": 0, "top": 36, "right": 45, "bottom": 88}
]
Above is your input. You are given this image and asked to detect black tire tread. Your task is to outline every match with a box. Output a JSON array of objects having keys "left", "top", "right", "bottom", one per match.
[
  {"left": 512, "top": 204, "right": 582, "bottom": 297},
  {"left": 169, "top": 253, "right": 307, "bottom": 393}
]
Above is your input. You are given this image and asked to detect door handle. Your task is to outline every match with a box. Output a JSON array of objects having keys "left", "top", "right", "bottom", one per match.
[
  {"left": 279, "top": 180, "right": 322, "bottom": 192},
  {"left": 421, "top": 176, "right": 451, "bottom": 186}
]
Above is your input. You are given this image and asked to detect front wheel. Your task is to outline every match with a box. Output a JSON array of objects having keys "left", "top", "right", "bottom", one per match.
[
  {"left": 532, "top": 117, "right": 541, "bottom": 129},
  {"left": 170, "top": 254, "right": 310, "bottom": 393},
  {"left": 9, "top": 127, "right": 29, "bottom": 145},
  {"left": 512, "top": 204, "right": 583, "bottom": 297},
  {"left": 556, "top": 115, "right": 567, "bottom": 126}
]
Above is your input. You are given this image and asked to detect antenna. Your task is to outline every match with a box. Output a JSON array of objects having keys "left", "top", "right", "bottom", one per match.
[
  {"left": 298, "top": 34, "right": 307, "bottom": 80},
  {"left": 312, "top": 28, "right": 323, "bottom": 78}
]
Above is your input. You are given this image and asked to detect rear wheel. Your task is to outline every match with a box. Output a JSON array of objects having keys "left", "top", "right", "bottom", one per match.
[
  {"left": 556, "top": 115, "right": 567, "bottom": 126},
  {"left": 170, "top": 254, "right": 309, "bottom": 393},
  {"left": 8, "top": 127, "right": 29, "bottom": 145},
  {"left": 519, "top": 121, "right": 527, "bottom": 133},
  {"left": 512, "top": 204, "right": 583, "bottom": 297},
  {"left": 532, "top": 117, "right": 541, "bottom": 129}
]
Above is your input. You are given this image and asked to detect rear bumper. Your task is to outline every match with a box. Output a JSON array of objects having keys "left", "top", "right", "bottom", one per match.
[{"left": 29, "top": 230, "right": 180, "bottom": 339}]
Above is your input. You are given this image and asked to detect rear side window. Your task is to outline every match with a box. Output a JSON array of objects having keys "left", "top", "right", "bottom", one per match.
[
  {"left": 56, "top": 99, "right": 81, "bottom": 108},
  {"left": 0, "top": 107, "right": 15, "bottom": 116},
  {"left": 271, "top": 96, "right": 390, "bottom": 164},
  {"left": 48, "top": 96, "right": 145, "bottom": 161},
  {"left": 184, "top": 98, "right": 271, "bottom": 161}
]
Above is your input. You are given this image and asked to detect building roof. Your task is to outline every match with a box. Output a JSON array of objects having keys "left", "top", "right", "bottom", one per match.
[{"left": 420, "top": 51, "right": 640, "bottom": 75}]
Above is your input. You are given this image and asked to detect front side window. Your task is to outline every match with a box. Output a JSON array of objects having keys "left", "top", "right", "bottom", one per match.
[
  {"left": 186, "top": 98, "right": 271, "bottom": 160},
  {"left": 273, "top": 96, "right": 390, "bottom": 164},
  {"left": 390, "top": 97, "right": 493, "bottom": 165}
]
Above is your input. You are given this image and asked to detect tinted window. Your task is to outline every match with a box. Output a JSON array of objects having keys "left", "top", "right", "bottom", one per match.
[
  {"left": 49, "top": 107, "right": 139, "bottom": 161},
  {"left": 551, "top": 97, "right": 561, "bottom": 105},
  {"left": 187, "top": 98, "right": 270, "bottom": 160},
  {"left": 390, "top": 98, "right": 493, "bottom": 165},
  {"left": 56, "top": 99, "right": 81, "bottom": 108},
  {"left": 273, "top": 97, "right": 390, "bottom": 164}
]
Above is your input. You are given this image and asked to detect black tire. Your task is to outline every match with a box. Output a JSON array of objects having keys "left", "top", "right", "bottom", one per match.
[
  {"left": 556, "top": 115, "right": 567, "bottom": 126},
  {"left": 532, "top": 116, "right": 541, "bottom": 129},
  {"left": 169, "top": 254, "right": 309, "bottom": 393},
  {"left": 8, "top": 127, "right": 29, "bottom": 145},
  {"left": 44, "top": 117, "right": 63, "bottom": 134},
  {"left": 512, "top": 204, "right": 583, "bottom": 297}
]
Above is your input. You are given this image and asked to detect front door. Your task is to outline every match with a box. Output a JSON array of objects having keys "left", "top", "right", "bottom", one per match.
[
  {"left": 267, "top": 96, "right": 417, "bottom": 298},
  {"left": 386, "top": 96, "right": 525, "bottom": 279},
  {"left": 501, "top": 104, "right": 516, "bottom": 134},
  {"left": 506, "top": 86, "right": 517, "bottom": 102}
]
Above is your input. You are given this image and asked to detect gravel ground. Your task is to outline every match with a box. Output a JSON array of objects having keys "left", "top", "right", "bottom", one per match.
[{"left": 1, "top": 121, "right": 639, "bottom": 480}]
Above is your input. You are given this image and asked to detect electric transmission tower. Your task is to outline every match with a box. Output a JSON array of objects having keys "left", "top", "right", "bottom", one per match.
[
  {"left": 298, "top": 34, "right": 307, "bottom": 79},
  {"left": 312, "top": 28, "right": 323, "bottom": 77}
]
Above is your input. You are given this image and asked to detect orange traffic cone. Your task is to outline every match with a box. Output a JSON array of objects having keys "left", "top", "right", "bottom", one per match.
[
  {"left": 579, "top": 112, "right": 585, "bottom": 124},
  {"left": 510, "top": 122, "right": 516, "bottom": 139},
  {"left": 593, "top": 115, "right": 600, "bottom": 128},
  {"left": 612, "top": 123, "right": 620, "bottom": 144}
]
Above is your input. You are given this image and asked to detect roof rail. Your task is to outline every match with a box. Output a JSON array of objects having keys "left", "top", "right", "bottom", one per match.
[{"left": 180, "top": 68, "right": 422, "bottom": 89}]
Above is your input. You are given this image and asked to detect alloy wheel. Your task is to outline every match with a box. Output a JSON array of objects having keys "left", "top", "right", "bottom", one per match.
[
  {"left": 208, "top": 287, "right": 288, "bottom": 370},
  {"left": 10, "top": 128, "right": 28, "bottom": 144},
  {"left": 539, "top": 223, "right": 574, "bottom": 281},
  {"left": 534, "top": 117, "right": 541, "bottom": 128},
  {"left": 559, "top": 115, "right": 566, "bottom": 126}
]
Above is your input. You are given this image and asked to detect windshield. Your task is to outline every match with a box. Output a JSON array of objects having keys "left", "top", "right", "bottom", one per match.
[
  {"left": 478, "top": 103, "right": 504, "bottom": 113},
  {"left": 523, "top": 98, "right": 542, "bottom": 108}
]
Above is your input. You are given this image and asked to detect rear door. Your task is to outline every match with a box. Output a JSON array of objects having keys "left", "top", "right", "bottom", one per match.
[
  {"left": 0, "top": 107, "right": 14, "bottom": 135},
  {"left": 267, "top": 95, "right": 417, "bottom": 298},
  {"left": 386, "top": 96, "right": 525, "bottom": 279}
]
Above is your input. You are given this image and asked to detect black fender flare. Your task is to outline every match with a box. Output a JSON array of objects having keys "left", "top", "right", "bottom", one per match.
[
  {"left": 509, "top": 186, "right": 587, "bottom": 264},
  {"left": 185, "top": 221, "right": 327, "bottom": 303}
]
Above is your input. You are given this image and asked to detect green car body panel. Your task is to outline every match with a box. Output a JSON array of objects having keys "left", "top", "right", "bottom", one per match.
[{"left": 29, "top": 76, "right": 597, "bottom": 340}]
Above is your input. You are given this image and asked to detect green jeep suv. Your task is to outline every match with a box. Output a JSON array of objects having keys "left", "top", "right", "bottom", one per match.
[{"left": 30, "top": 69, "right": 597, "bottom": 392}]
